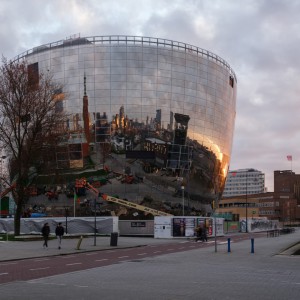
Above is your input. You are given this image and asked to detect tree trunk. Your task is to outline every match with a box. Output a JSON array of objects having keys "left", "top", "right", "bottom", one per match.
[
  {"left": 14, "top": 202, "right": 22, "bottom": 236},
  {"left": 14, "top": 176, "right": 26, "bottom": 236}
]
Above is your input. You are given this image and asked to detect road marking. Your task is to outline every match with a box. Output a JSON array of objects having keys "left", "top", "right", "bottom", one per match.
[
  {"left": 66, "top": 263, "right": 82, "bottom": 266},
  {"left": 153, "top": 251, "right": 161, "bottom": 253},
  {"left": 28, "top": 281, "right": 66, "bottom": 286},
  {"left": 0, "top": 262, "right": 17, "bottom": 266},
  {"left": 138, "top": 253, "right": 147, "bottom": 256},
  {"left": 118, "top": 256, "right": 129, "bottom": 259},
  {"left": 86, "top": 253, "right": 98, "bottom": 256},
  {"left": 74, "top": 285, "right": 89, "bottom": 288},
  {"left": 60, "top": 255, "right": 77, "bottom": 259},
  {"left": 95, "top": 259, "right": 108, "bottom": 262},
  {"left": 34, "top": 258, "right": 50, "bottom": 262},
  {"left": 30, "top": 267, "right": 50, "bottom": 271},
  {"left": 0, "top": 273, "right": 8, "bottom": 276},
  {"left": 218, "top": 241, "right": 234, "bottom": 245}
]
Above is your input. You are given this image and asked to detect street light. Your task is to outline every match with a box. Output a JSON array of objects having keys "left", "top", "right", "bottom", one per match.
[
  {"left": 94, "top": 198, "right": 97, "bottom": 246},
  {"left": 181, "top": 185, "right": 185, "bottom": 216},
  {"left": 0, "top": 156, "right": 7, "bottom": 218},
  {"left": 245, "top": 172, "right": 248, "bottom": 233},
  {"left": 64, "top": 207, "right": 69, "bottom": 234}
]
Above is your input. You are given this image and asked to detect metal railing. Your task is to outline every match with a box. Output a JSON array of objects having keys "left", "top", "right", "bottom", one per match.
[{"left": 14, "top": 35, "right": 237, "bottom": 82}]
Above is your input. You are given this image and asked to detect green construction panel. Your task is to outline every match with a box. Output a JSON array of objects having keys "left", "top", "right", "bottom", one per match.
[{"left": 0, "top": 196, "right": 9, "bottom": 215}]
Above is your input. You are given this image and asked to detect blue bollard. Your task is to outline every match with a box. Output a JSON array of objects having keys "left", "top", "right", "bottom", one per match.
[
  {"left": 227, "top": 238, "right": 231, "bottom": 253},
  {"left": 251, "top": 238, "right": 254, "bottom": 253}
]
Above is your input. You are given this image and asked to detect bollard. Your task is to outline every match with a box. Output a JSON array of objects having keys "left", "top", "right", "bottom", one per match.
[
  {"left": 110, "top": 232, "right": 118, "bottom": 246},
  {"left": 251, "top": 238, "right": 254, "bottom": 253},
  {"left": 76, "top": 235, "right": 84, "bottom": 250},
  {"left": 227, "top": 238, "right": 231, "bottom": 253}
]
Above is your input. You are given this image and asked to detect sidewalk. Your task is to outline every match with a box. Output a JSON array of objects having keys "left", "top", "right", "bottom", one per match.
[
  {"left": 0, "top": 229, "right": 299, "bottom": 262},
  {"left": 0, "top": 235, "right": 179, "bottom": 262}
]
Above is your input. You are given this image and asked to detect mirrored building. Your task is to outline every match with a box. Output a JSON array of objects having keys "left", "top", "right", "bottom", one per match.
[{"left": 17, "top": 35, "right": 237, "bottom": 209}]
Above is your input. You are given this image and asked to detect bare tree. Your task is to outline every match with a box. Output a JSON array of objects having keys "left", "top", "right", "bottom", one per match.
[{"left": 0, "top": 57, "right": 68, "bottom": 235}]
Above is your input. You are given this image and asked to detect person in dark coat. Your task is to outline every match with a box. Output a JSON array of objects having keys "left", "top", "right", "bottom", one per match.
[
  {"left": 201, "top": 227, "right": 208, "bottom": 242},
  {"left": 41, "top": 223, "right": 50, "bottom": 248},
  {"left": 195, "top": 226, "right": 202, "bottom": 242},
  {"left": 55, "top": 222, "right": 65, "bottom": 249}
]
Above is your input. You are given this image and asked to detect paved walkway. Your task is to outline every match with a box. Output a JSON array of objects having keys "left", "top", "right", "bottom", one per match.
[
  {"left": 1, "top": 229, "right": 299, "bottom": 262},
  {"left": 0, "top": 235, "right": 169, "bottom": 262},
  {"left": 1, "top": 230, "right": 300, "bottom": 300}
]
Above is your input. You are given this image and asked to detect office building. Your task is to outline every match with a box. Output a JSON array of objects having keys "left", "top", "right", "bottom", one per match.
[
  {"left": 217, "top": 170, "right": 300, "bottom": 224},
  {"left": 223, "top": 169, "right": 265, "bottom": 198}
]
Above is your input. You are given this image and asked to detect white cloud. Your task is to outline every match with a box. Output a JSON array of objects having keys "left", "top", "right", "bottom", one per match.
[{"left": 1, "top": 0, "right": 299, "bottom": 191}]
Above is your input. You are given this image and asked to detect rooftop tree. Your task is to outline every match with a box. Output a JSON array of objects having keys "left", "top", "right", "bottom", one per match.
[{"left": 0, "top": 57, "right": 68, "bottom": 235}]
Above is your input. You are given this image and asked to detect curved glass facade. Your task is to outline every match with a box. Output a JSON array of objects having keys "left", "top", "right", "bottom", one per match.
[{"left": 20, "top": 36, "right": 237, "bottom": 208}]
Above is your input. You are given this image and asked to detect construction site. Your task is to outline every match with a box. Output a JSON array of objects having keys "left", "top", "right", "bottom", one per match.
[
  {"left": 0, "top": 150, "right": 213, "bottom": 220},
  {"left": 0, "top": 100, "right": 220, "bottom": 221}
]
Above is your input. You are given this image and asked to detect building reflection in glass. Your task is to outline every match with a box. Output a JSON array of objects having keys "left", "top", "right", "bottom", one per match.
[{"left": 20, "top": 35, "right": 237, "bottom": 211}]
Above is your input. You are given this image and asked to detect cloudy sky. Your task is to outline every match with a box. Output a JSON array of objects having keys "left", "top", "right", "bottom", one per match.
[{"left": 1, "top": 0, "right": 299, "bottom": 191}]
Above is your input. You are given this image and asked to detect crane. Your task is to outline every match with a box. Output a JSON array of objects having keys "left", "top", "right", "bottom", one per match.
[{"left": 75, "top": 178, "right": 173, "bottom": 217}]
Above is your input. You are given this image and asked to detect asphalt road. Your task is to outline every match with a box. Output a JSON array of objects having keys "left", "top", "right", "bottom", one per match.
[
  {"left": 0, "top": 236, "right": 236, "bottom": 284},
  {"left": 0, "top": 232, "right": 299, "bottom": 300}
]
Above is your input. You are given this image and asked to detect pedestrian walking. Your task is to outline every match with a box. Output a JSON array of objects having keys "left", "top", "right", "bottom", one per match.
[
  {"left": 201, "top": 227, "right": 208, "bottom": 242},
  {"left": 195, "top": 226, "right": 202, "bottom": 242},
  {"left": 55, "top": 222, "right": 65, "bottom": 249},
  {"left": 41, "top": 222, "right": 50, "bottom": 248}
]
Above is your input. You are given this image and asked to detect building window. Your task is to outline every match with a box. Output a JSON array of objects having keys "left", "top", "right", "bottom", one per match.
[
  {"left": 28, "top": 62, "right": 39, "bottom": 87},
  {"left": 229, "top": 76, "right": 234, "bottom": 88}
]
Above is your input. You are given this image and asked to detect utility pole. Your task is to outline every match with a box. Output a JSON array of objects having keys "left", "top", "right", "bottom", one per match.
[
  {"left": 245, "top": 172, "right": 248, "bottom": 233},
  {"left": 0, "top": 156, "right": 6, "bottom": 218},
  {"left": 181, "top": 185, "right": 185, "bottom": 216},
  {"left": 94, "top": 198, "right": 97, "bottom": 246}
]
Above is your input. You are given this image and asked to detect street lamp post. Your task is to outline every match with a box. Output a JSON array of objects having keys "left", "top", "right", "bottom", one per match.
[
  {"left": 245, "top": 173, "right": 248, "bottom": 233},
  {"left": 0, "top": 156, "right": 7, "bottom": 218},
  {"left": 214, "top": 194, "right": 219, "bottom": 253},
  {"left": 64, "top": 207, "right": 69, "bottom": 234},
  {"left": 181, "top": 185, "right": 185, "bottom": 216},
  {"left": 94, "top": 198, "right": 97, "bottom": 246}
]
